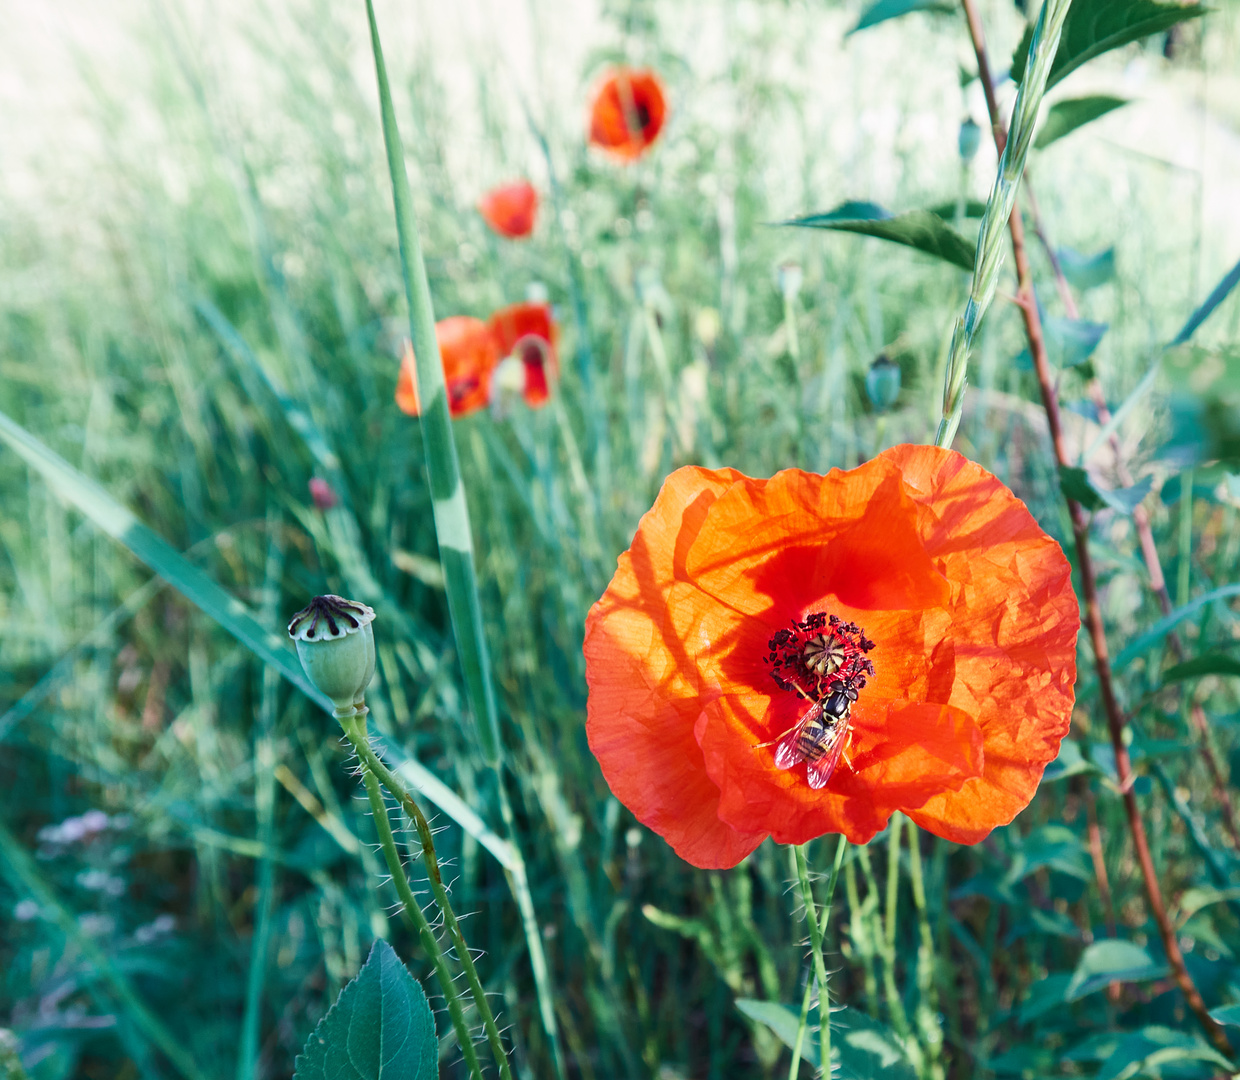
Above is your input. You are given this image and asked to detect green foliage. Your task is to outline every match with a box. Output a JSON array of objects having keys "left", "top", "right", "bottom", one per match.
[
  {"left": 1011, "top": 0, "right": 1209, "bottom": 88},
  {"left": 295, "top": 941, "right": 437, "bottom": 1080},
  {"left": 848, "top": 0, "right": 955, "bottom": 35},
  {"left": 1058, "top": 464, "right": 1152, "bottom": 514},
  {"left": 1035, "top": 94, "right": 1129, "bottom": 148},
  {"left": 783, "top": 202, "right": 975, "bottom": 271},
  {"left": 1058, "top": 245, "right": 1118, "bottom": 290},
  {"left": 1162, "top": 346, "right": 1240, "bottom": 465},
  {"left": 1065, "top": 941, "right": 1169, "bottom": 1001}
]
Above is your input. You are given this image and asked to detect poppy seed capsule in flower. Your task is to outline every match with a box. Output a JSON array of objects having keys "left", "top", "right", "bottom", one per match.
[
  {"left": 288, "top": 595, "right": 376, "bottom": 714},
  {"left": 583, "top": 445, "right": 1080, "bottom": 869}
]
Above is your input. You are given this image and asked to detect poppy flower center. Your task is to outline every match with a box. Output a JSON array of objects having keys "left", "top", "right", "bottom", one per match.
[{"left": 767, "top": 612, "right": 875, "bottom": 701}]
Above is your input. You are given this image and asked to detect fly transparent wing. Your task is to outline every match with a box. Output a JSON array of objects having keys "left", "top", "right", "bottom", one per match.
[
  {"left": 773, "top": 726, "right": 803, "bottom": 770},
  {"left": 805, "top": 718, "right": 850, "bottom": 789}
]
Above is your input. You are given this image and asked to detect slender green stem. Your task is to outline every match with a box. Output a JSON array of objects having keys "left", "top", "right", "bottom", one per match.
[
  {"left": 355, "top": 752, "right": 485, "bottom": 1080},
  {"left": 790, "top": 838, "right": 848, "bottom": 1077},
  {"left": 906, "top": 819, "right": 944, "bottom": 1080},
  {"left": 881, "top": 817, "right": 914, "bottom": 1048},
  {"left": 344, "top": 712, "right": 514, "bottom": 1080}
]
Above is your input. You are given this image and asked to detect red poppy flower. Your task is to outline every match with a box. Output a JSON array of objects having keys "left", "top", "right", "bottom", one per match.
[
  {"left": 588, "top": 68, "right": 668, "bottom": 162},
  {"left": 478, "top": 180, "right": 539, "bottom": 239},
  {"left": 395, "top": 316, "right": 501, "bottom": 419},
  {"left": 487, "top": 301, "right": 558, "bottom": 408},
  {"left": 583, "top": 445, "right": 1079, "bottom": 869}
]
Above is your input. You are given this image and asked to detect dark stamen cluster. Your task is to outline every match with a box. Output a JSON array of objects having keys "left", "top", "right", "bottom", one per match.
[{"left": 767, "top": 611, "right": 875, "bottom": 699}]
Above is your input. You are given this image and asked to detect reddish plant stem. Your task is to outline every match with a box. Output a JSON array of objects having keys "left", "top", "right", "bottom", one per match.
[
  {"left": 1023, "top": 180, "right": 1240, "bottom": 850},
  {"left": 960, "top": 0, "right": 1234, "bottom": 1055}
]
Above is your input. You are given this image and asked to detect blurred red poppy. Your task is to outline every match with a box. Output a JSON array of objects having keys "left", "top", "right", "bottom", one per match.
[
  {"left": 308, "top": 477, "right": 338, "bottom": 510},
  {"left": 488, "top": 301, "right": 558, "bottom": 408},
  {"left": 588, "top": 68, "right": 667, "bottom": 162},
  {"left": 478, "top": 180, "right": 539, "bottom": 239},
  {"left": 395, "top": 316, "right": 500, "bottom": 418},
  {"left": 583, "top": 445, "right": 1080, "bottom": 869}
]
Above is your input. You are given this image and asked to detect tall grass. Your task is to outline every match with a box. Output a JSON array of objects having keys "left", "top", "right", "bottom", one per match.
[{"left": 2, "top": 0, "right": 1240, "bottom": 1077}]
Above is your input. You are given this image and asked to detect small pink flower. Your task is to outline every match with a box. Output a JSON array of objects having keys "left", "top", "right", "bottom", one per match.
[{"left": 309, "top": 477, "right": 338, "bottom": 510}]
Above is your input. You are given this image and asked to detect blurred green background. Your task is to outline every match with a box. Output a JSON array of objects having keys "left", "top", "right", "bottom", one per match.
[{"left": 3, "top": 0, "right": 1240, "bottom": 1077}]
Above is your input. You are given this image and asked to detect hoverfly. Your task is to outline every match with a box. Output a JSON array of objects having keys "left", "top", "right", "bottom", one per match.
[{"left": 757, "top": 683, "right": 857, "bottom": 790}]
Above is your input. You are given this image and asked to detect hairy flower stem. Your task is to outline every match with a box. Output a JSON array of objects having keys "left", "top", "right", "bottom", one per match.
[
  {"left": 959, "top": 0, "right": 1234, "bottom": 1055},
  {"left": 356, "top": 765, "right": 485, "bottom": 1080},
  {"left": 905, "top": 820, "right": 945, "bottom": 1080},
  {"left": 934, "top": 0, "right": 1071, "bottom": 447},
  {"left": 341, "top": 710, "right": 516, "bottom": 1080},
  {"left": 791, "top": 839, "right": 848, "bottom": 1078}
]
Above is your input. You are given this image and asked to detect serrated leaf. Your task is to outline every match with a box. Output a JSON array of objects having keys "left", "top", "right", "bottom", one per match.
[
  {"left": 1161, "top": 653, "right": 1240, "bottom": 684},
  {"left": 1065, "top": 941, "right": 1168, "bottom": 1001},
  {"left": 295, "top": 940, "right": 436, "bottom": 1080},
  {"left": 1036, "top": 95, "right": 1129, "bottom": 148},
  {"left": 1058, "top": 465, "right": 1151, "bottom": 514},
  {"left": 1012, "top": 0, "right": 1208, "bottom": 89},
  {"left": 783, "top": 202, "right": 975, "bottom": 271},
  {"left": 848, "top": 0, "right": 954, "bottom": 34},
  {"left": 1059, "top": 246, "right": 1117, "bottom": 290}
]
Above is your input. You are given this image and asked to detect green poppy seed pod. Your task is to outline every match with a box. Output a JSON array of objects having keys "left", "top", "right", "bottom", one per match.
[
  {"left": 287, "top": 595, "right": 376, "bottom": 715},
  {"left": 866, "top": 354, "right": 902, "bottom": 412},
  {"left": 958, "top": 118, "right": 981, "bottom": 162}
]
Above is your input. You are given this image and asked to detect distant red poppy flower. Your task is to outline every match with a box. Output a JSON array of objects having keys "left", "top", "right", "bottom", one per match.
[
  {"left": 308, "top": 477, "right": 338, "bottom": 510},
  {"left": 488, "top": 301, "right": 558, "bottom": 408},
  {"left": 478, "top": 180, "right": 539, "bottom": 239},
  {"left": 583, "top": 445, "right": 1079, "bottom": 869},
  {"left": 395, "top": 316, "right": 501, "bottom": 419},
  {"left": 588, "top": 68, "right": 667, "bottom": 162}
]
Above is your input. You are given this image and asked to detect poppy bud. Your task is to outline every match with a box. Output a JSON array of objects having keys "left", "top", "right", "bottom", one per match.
[
  {"left": 958, "top": 118, "right": 982, "bottom": 162},
  {"left": 288, "top": 595, "right": 376, "bottom": 715},
  {"left": 865, "top": 354, "right": 902, "bottom": 412},
  {"left": 308, "top": 477, "right": 338, "bottom": 510}
]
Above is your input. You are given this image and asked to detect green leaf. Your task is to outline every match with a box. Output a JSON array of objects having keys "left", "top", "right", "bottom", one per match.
[
  {"left": 1045, "top": 316, "right": 1108, "bottom": 368},
  {"left": 1083, "top": 358, "right": 1158, "bottom": 461},
  {"left": 1161, "top": 653, "right": 1240, "bottom": 683},
  {"left": 1211, "top": 1004, "right": 1240, "bottom": 1027},
  {"left": 1172, "top": 256, "right": 1240, "bottom": 345},
  {"left": 1161, "top": 345, "right": 1240, "bottom": 466},
  {"left": 784, "top": 202, "right": 975, "bottom": 271},
  {"left": 1035, "top": 95, "right": 1129, "bottom": 148},
  {"left": 1115, "top": 583, "right": 1240, "bottom": 670},
  {"left": 1012, "top": 0, "right": 1208, "bottom": 89},
  {"left": 1096, "top": 1026, "right": 1230, "bottom": 1080},
  {"left": 1065, "top": 941, "right": 1168, "bottom": 1001},
  {"left": 1059, "top": 246, "right": 1117, "bottom": 290},
  {"left": 1017, "top": 974, "right": 1073, "bottom": 1024},
  {"left": 735, "top": 1000, "right": 820, "bottom": 1067},
  {"left": 1058, "top": 465, "right": 1151, "bottom": 514},
  {"left": 734, "top": 1002, "right": 917, "bottom": 1080},
  {"left": 927, "top": 199, "right": 987, "bottom": 220},
  {"left": 1043, "top": 739, "right": 1102, "bottom": 782},
  {"left": 848, "top": 0, "right": 954, "bottom": 34},
  {"left": 295, "top": 940, "right": 436, "bottom": 1080}
]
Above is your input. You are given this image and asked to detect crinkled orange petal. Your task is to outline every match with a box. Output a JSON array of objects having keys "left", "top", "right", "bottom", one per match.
[
  {"left": 584, "top": 467, "right": 767, "bottom": 868},
  {"left": 478, "top": 180, "right": 538, "bottom": 239},
  {"left": 588, "top": 69, "right": 668, "bottom": 162}
]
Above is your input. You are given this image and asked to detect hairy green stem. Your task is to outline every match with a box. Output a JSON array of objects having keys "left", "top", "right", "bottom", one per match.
[
  {"left": 906, "top": 819, "right": 944, "bottom": 1080},
  {"left": 343, "top": 711, "right": 514, "bottom": 1080},
  {"left": 790, "top": 838, "right": 848, "bottom": 1077}
]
